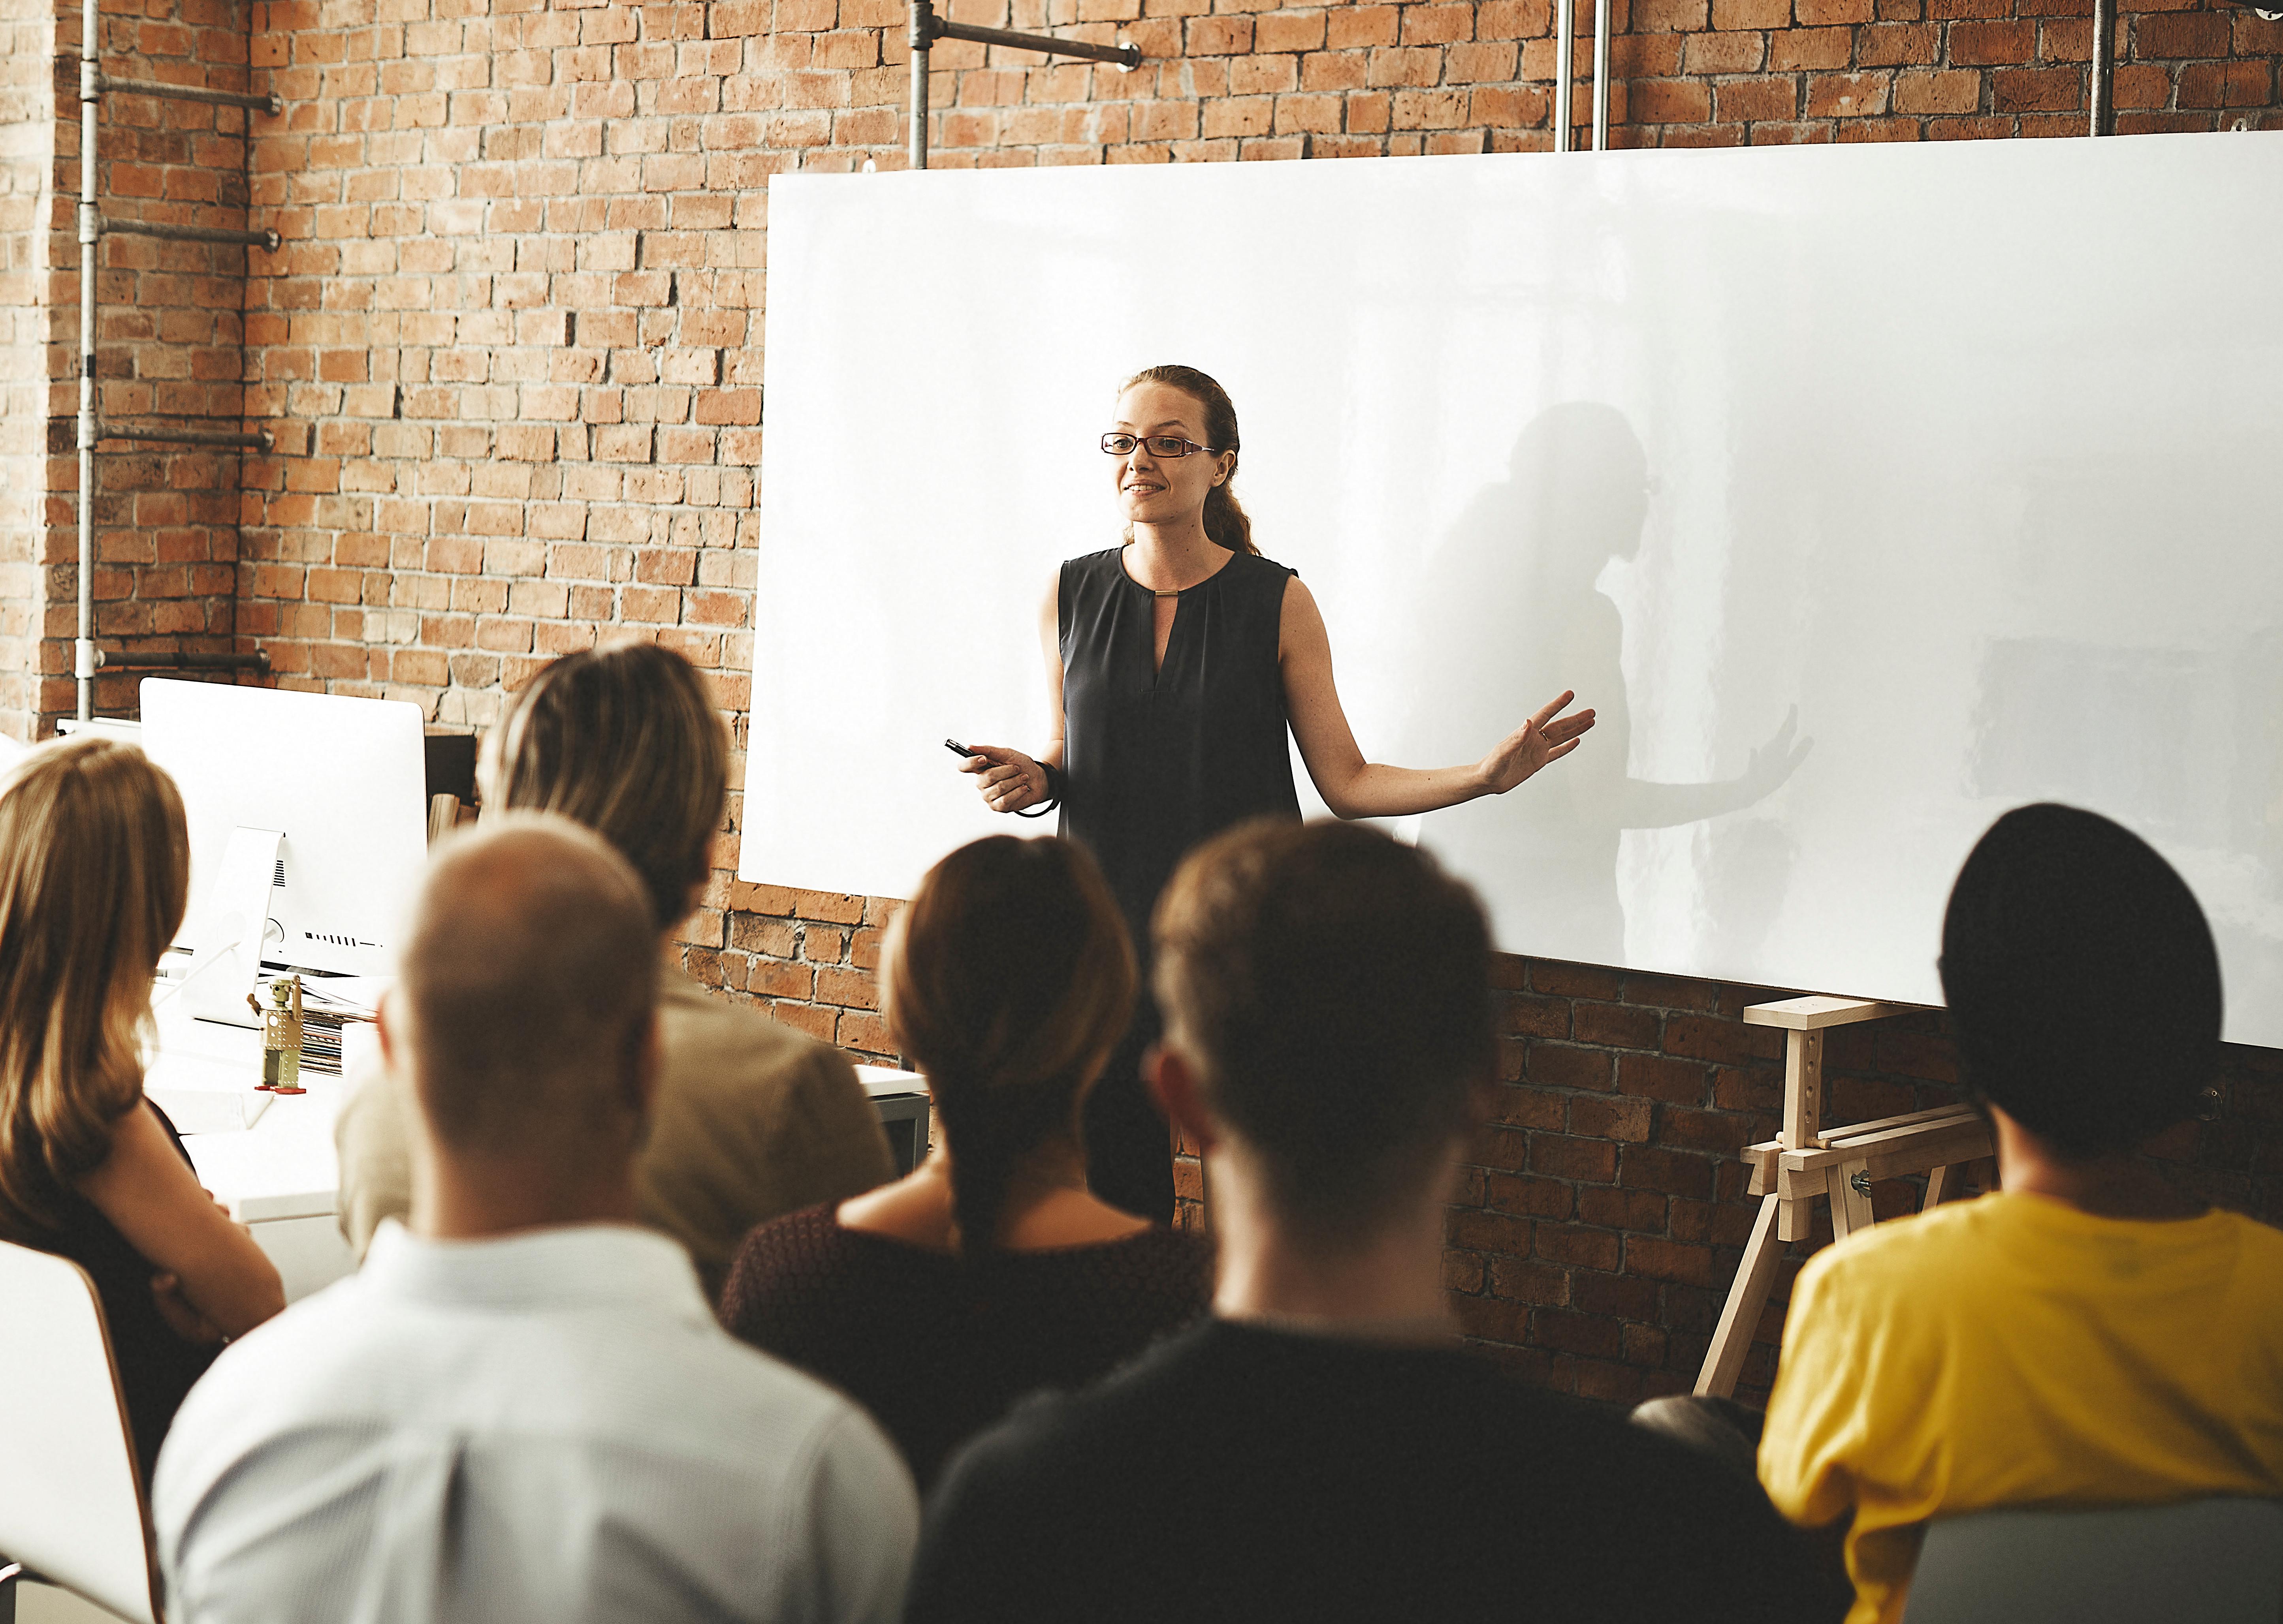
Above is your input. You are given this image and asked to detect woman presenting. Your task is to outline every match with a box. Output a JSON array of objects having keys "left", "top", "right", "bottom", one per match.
[{"left": 960, "top": 364, "right": 1595, "bottom": 1222}]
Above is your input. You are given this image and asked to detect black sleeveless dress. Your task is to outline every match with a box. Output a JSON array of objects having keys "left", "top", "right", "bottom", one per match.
[
  {"left": 12, "top": 1102, "right": 220, "bottom": 1480},
  {"left": 1058, "top": 545, "right": 1304, "bottom": 1220}
]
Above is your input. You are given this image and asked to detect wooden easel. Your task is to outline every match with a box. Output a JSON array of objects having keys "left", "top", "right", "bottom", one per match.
[{"left": 1694, "top": 995, "right": 1995, "bottom": 1398}]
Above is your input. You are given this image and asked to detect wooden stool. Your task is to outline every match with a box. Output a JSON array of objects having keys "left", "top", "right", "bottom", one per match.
[{"left": 1694, "top": 995, "right": 1994, "bottom": 1398}]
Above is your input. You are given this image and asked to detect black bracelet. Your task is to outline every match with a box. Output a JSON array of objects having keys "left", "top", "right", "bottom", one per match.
[{"left": 1014, "top": 761, "right": 1063, "bottom": 820}]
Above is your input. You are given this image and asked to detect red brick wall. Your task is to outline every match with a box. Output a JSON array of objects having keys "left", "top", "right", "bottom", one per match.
[
  {"left": 903, "top": 0, "right": 2279, "bottom": 164},
  {"left": 10, "top": 0, "right": 258, "bottom": 738},
  {"left": 0, "top": 0, "right": 53, "bottom": 744},
  {"left": 9, "top": 0, "right": 2279, "bottom": 1390}
]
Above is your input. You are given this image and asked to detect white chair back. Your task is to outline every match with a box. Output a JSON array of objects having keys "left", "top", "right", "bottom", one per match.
[
  {"left": 1903, "top": 1498, "right": 2283, "bottom": 1624},
  {"left": 0, "top": 1239, "right": 160, "bottom": 1624}
]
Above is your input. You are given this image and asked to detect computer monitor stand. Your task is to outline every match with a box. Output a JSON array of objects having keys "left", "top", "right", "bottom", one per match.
[{"left": 181, "top": 825, "right": 282, "bottom": 1030}]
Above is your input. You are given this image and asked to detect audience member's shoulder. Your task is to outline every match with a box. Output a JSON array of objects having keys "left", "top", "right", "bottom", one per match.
[
  {"left": 2224, "top": 1208, "right": 2283, "bottom": 1264},
  {"left": 706, "top": 1322, "right": 900, "bottom": 1436},
  {"left": 616, "top": 1312, "right": 918, "bottom": 1541},
  {"left": 331, "top": 1051, "right": 410, "bottom": 1159},
  {"left": 649, "top": 1272, "right": 907, "bottom": 1457},
  {"left": 189, "top": 1262, "right": 381, "bottom": 1386},
  {"left": 1803, "top": 1193, "right": 2283, "bottom": 1308},
  {"left": 2215, "top": 1209, "right": 2283, "bottom": 1308},
  {"left": 1429, "top": 1352, "right": 1705, "bottom": 1483},
  {"left": 1101, "top": 1221, "right": 1216, "bottom": 1284},
  {"left": 1592, "top": 1409, "right": 1837, "bottom": 1621},
  {"left": 1444, "top": 1376, "right": 1833, "bottom": 1620},
  {"left": 942, "top": 1320, "right": 1506, "bottom": 1493},
  {"left": 155, "top": 1269, "right": 387, "bottom": 1490},
  {"left": 922, "top": 1381, "right": 1120, "bottom": 1549},
  {"left": 725, "top": 1202, "right": 857, "bottom": 1286},
  {"left": 1789, "top": 1192, "right": 2008, "bottom": 1303},
  {"left": 944, "top": 1318, "right": 1216, "bottom": 1478},
  {"left": 742, "top": 1199, "right": 846, "bottom": 1251},
  {"left": 1134, "top": 1222, "right": 1213, "bottom": 1260}
]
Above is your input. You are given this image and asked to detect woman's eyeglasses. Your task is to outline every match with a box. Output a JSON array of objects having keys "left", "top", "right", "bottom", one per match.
[{"left": 1101, "top": 433, "right": 1216, "bottom": 459}]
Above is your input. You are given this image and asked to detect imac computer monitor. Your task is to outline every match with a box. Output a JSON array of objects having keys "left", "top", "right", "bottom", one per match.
[{"left": 139, "top": 679, "right": 429, "bottom": 981}]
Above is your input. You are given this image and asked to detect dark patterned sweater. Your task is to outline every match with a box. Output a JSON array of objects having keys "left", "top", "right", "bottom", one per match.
[{"left": 717, "top": 1203, "right": 1212, "bottom": 1489}]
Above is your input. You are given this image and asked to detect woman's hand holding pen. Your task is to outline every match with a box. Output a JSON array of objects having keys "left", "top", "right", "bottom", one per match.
[
  {"left": 960, "top": 745, "right": 1051, "bottom": 814},
  {"left": 1475, "top": 690, "right": 1597, "bottom": 796}
]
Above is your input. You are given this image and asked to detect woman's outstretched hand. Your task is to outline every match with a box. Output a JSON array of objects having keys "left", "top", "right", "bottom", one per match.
[
  {"left": 1477, "top": 690, "right": 1597, "bottom": 796},
  {"left": 959, "top": 744, "right": 1050, "bottom": 814}
]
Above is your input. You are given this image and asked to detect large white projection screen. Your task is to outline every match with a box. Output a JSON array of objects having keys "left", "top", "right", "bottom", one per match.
[{"left": 743, "top": 134, "right": 2283, "bottom": 1050}]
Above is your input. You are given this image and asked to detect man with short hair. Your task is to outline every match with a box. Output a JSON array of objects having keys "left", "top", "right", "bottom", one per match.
[
  {"left": 1758, "top": 803, "right": 2283, "bottom": 1624},
  {"left": 906, "top": 819, "right": 1826, "bottom": 1624},
  {"left": 155, "top": 817, "right": 918, "bottom": 1624}
]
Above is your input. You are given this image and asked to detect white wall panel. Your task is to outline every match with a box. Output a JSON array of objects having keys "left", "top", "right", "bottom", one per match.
[{"left": 743, "top": 133, "right": 2283, "bottom": 1048}]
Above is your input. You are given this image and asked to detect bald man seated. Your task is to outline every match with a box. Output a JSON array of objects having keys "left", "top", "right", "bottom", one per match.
[{"left": 153, "top": 817, "right": 918, "bottom": 1624}]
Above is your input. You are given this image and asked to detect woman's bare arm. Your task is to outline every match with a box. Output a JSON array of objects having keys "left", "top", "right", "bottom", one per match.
[
  {"left": 77, "top": 1101, "right": 284, "bottom": 1339},
  {"left": 1281, "top": 577, "right": 1594, "bottom": 820}
]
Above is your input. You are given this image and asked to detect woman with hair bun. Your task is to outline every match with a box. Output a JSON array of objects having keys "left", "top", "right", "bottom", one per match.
[
  {"left": 957, "top": 364, "right": 1598, "bottom": 1222},
  {"left": 718, "top": 834, "right": 1210, "bottom": 1489}
]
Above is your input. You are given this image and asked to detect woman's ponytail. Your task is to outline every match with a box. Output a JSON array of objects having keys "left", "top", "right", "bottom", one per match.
[
  {"left": 1201, "top": 476, "right": 1253, "bottom": 556},
  {"left": 885, "top": 837, "right": 1137, "bottom": 1265},
  {"left": 927, "top": 1066, "right": 1080, "bottom": 1265}
]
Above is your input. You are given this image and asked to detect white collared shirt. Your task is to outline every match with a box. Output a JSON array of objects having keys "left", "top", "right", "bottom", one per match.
[{"left": 154, "top": 1221, "right": 917, "bottom": 1624}]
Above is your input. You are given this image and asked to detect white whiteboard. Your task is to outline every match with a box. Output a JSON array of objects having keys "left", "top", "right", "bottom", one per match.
[{"left": 743, "top": 133, "right": 2283, "bottom": 1050}]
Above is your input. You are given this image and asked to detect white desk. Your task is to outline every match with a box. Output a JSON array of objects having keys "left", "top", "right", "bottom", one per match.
[
  {"left": 152, "top": 998, "right": 932, "bottom": 1306},
  {"left": 150, "top": 987, "right": 358, "bottom": 1303}
]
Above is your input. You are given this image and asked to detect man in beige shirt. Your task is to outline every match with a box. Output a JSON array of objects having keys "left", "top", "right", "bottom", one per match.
[
  {"left": 339, "top": 643, "right": 892, "bottom": 1299},
  {"left": 338, "top": 966, "right": 890, "bottom": 1297}
]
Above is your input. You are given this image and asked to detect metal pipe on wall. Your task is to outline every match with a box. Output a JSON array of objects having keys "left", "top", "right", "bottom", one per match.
[
  {"left": 938, "top": 19, "right": 1138, "bottom": 62},
  {"left": 66, "top": 6, "right": 290, "bottom": 723},
  {"left": 2089, "top": 0, "right": 2115, "bottom": 136},
  {"left": 90, "top": 649, "right": 272, "bottom": 672},
  {"left": 87, "top": 70, "right": 281, "bottom": 114},
  {"left": 100, "top": 216, "right": 279, "bottom": 250},
  {"left": 76, "top": 0, "right": 97, "bottom": 722},
  {"left": 909, "top": 0, "right": 932, "bottom": 169},
  {"left": 906, "top": 0, "right": 1143, "bottom": 170},
  {"left": 102, "top": 423, "right": 274, "bottom": 451},
  {"left": 1590, "top": 0, "right": 1611, "bottom": 150},
  {"left": 1553, "top": 0, "right": 1574, "bottom": 152}
]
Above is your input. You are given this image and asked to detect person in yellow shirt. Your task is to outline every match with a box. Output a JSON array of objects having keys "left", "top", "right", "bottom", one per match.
[{"left": 1757, "top": 803, "right": 2283, "bottom": 1624}]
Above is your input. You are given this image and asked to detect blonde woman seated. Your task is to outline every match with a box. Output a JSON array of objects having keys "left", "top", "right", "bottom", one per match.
[
  {"left": 0, "top": 739, "right": 283, "bottom": 1476},
  {"left": 719, "top": 835, "right": 1212, "bottom": 1489},
  {"left": 335, "top": 643, "right": 893, "bottom": 1299}
]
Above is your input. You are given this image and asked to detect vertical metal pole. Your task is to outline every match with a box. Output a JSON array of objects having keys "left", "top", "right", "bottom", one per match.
[
  {"left": 909, "top": 0, "right": 933, "bottom": 169},
  {"left": 1553, "top": 0, "right": 1573, "bottom": 152},
  {"left": 1590, "top": 0, "right": 1610, "bottom": 150},
  {"left": 2089, "top": 0, "right": 2114, "bottom": 137},
  {"left": 75, "top": 0, "right": 99, "bottom": 721}
]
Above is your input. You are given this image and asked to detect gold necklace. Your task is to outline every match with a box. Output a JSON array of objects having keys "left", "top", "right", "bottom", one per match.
[{"left": 1126, "top": 540, "right": 1208, "bottom": 598}]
